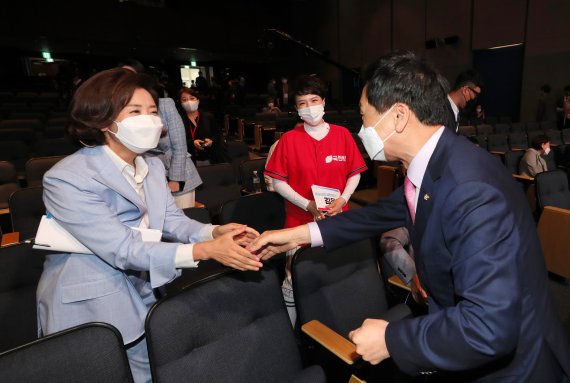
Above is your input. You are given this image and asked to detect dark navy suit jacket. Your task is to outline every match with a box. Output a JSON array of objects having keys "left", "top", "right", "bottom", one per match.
[{"left": 317, "top": 128, "right": 570, "bottom": 381}]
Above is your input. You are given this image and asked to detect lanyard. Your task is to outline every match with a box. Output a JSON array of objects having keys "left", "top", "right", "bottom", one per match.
[{"left": 188, "top": 112, "right": 200, "bottom": 141}]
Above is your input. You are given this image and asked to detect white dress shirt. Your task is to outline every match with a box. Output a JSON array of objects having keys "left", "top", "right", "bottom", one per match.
[{"left": 103, "top": 145, "right": 212, "bottom": 268}]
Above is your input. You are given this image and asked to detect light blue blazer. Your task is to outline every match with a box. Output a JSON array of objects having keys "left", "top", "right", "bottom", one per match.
[{"left": 37, "top": 145, "right": 210, "bottom": 343}]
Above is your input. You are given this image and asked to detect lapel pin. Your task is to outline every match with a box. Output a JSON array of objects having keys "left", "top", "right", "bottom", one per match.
[{"left": 424, "top": 193, "right": 430, "bottom": 201}]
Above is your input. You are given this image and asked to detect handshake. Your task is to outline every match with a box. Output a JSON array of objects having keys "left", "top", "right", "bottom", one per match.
[{"left": 194, "top": 223, "right": 311, "bottom": 271}]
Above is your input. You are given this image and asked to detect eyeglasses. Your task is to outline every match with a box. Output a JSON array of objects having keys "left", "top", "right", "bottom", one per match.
[{"left": 468, "top": 87, "right": 480, "bottom": 97}]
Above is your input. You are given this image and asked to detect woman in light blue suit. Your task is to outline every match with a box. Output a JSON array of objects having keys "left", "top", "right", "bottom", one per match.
[{"left": 36, "top": 68, "right": 262, "bottom": 382}]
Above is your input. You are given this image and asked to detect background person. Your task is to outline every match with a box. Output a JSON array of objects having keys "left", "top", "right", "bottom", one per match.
[
  {"left": 264, "top": 74, "right": 367, "bottom": 325},
  {"left": 447, "top": 69, "right": 484, "bottom": 129},
  {"left": 37, "top": 68, "right": 262, "bottom": 383},
  {"left": 178, "top": 87, "right": 217, "bottom": 166},
  {"left": 119, "top": 58, "right": 202, "bottom": 209},
  {"left": 519, "top": 134, "right": 550, "bottom": 177}
]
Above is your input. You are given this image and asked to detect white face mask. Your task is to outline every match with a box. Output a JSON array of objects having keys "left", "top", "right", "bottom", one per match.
[
  {"left": 544, "top": 147, "right": 551, "bottom": 155},
  {"left": 109, "top": 115, "right": 163, "bottom": 154},
  {"left": 298, "top": 104, "right": 325, "bottom": 126},
  {"left": 182, "top": 100, "right": 199, "bottom": 112},
  {"left": 357, "top": 104, "right": 396, "bottom": 161}
]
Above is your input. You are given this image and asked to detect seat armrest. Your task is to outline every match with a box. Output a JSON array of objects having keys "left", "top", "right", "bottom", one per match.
[
  {"left": 512, "top": 174, "right": 534, "bottom": 183},
  {"left": 387, "top": 275, "right": 411, "bottom": 292},
  {"left": 301, "top": 320, "right": 361, "bottom": 365}
]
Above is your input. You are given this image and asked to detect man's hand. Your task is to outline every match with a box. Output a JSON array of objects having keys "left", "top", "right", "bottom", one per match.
[
  {"left": 324, "top": 197, "right": 346, "bottom": 217},
  {"left": 194, "top": 226, "right": 262, "bottom": 271},
  {"left": 348, "top": 319, "right": 390, "bottom": 365},
  {"left": 246, "top": 225, "right": 311, "bottom": 261}
]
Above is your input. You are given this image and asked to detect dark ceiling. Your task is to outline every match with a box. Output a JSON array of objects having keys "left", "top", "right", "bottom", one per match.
[{"left": 0, "top": 0, "right": 313, "bottom": 65}]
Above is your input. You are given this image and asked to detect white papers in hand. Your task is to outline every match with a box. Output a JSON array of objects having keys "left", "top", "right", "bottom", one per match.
[
  {"left": 311, "top": 185, "right": 341, "bottom": 211},
  {"left": 33, "top": 215, "right": 162, "bottom": 253}
]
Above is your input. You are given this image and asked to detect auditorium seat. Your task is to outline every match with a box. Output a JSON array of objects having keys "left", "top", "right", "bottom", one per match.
[
  {"left": 146, "top": 267, "right": 327, "bottom": 383},
  {"left": 195, "top": 163, "right": 241, "bottom": 223},
  {"left": 0, "top": 322, "right": 133, "bottom": 382},
  {"left": 535, "top": 170, "right": 570, "bottom": 214},
  {"left": 0, "top": 161, "right": 20, "bottom": 210},
  {"left": 0, "top": 242, "right": 46, "bottom": 353},
  {"left": 24, "top": 155, "right": 66, "bottom": 187},
  {"left": 292, "top": 239, "right": 412, "bottom": 382},
  {"left": 8, "top": 186, "right": 44, "bottom": 240}
]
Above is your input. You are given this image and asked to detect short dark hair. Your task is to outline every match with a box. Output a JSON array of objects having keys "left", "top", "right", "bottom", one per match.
[
  {"left": 179, "top": 87, "right": 200, "bottom": 101},
  {"left": 292, "top": 75, "right": 327, "bottom": 99},
  {"left": 362, "top": 51, "right": 451, "bottom": 126},
  {"left": 530, "top": 134, "right": 550, "bottom": 150},
  {"left": 453, "top": 69, "right": 484, "bottom": 91},
  {"left": 117, "top": 58, "right": 145, "bottom": 74},
  {"left": 68, "top": 68, "right": 159, "bottom": 146}
]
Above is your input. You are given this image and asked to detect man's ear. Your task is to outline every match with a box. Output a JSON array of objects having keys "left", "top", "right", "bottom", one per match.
[{"left": 394, "top": 103, "right": 410, "bottom": 133}]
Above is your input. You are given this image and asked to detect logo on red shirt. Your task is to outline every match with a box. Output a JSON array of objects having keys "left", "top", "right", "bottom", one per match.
[{"left": 325, "top": 155, "right": 347, "bottom": 163}]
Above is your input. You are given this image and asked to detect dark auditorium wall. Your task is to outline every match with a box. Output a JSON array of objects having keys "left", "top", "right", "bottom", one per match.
[
  {"left": 285, "top": 0, "right": 570, "bottom": 121},
  {"left": 0, "top": 0, "right": 569, "bottom": 119}
]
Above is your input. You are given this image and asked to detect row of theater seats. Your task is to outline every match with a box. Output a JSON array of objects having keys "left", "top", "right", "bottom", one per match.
[
  {"left": 459, "top": 124, "right": 570, "bottom": 155},
  {"left": 458, "top": 120, "right": 558, "bottom": 136},
  {"left": 224, "top": 106, "right": 361, "bottom": 152},
  {"left": 0, "top": 117, "right": 70, "bottom": 141}
]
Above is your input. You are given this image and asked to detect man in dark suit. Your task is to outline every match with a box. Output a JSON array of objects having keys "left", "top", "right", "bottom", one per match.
[
  {"left": 447, "top": 69, "right": 484, "bottom": 130},
  {"left": 249, "top": 51, "right": 570, "bottom": 382}
]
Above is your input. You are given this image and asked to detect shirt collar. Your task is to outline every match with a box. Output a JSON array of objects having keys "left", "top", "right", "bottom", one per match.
[
  {"left": 448, "top": 95, "right": 459, "bottom": 121},
  {"left": 303, "top": 121, "right": 329, "bottom": 134},
  {"left": 406, "top": 126, "right": 445, "bottom": 190},
  {"left": 102, "top": 145, "right": 149, "bottom": 185}
]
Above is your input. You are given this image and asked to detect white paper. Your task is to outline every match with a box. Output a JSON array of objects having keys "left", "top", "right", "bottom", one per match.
[
  {"left": 311, "top": 185, "right": 341, "bottom": 211},
  {"left": 33, "top": 215, "right": 162, "bottom": 253}
]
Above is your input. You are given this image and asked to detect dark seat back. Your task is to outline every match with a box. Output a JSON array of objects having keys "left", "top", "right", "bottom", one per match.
[
  {"left": 0, "top": 242, "right": 46, "bottom": 353},
  {"left": 536, "top": 170, "right": 570, "bottom": 213},
  {"left": 503, "top": 150, "right": 524, "bottom": 174},
  {"left": 0, "top": 161, "right": 20, "bottom": 209},
  {"left": 292, "top": 239, "right": 409, "bottom": 338},
  {"left": 219, "top": 192, "right": 285, "bottom": 233},
  {"left": 195, "top": 163, "right": 241, "bottom": 222},
  {"left": 0, "top": 322, "right": 133, "bottom": 383},
  {"left": 9, "top": 186, "right": 45, "bottom": 240},
  {"left": 146, "top": 267, "right": 325, "bottom": 383},
  {"left": 25, "top": 155, "right": 66, "bottom": 187}
]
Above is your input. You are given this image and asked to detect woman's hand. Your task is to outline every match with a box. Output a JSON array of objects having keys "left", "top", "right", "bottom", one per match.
[
  {"left": 194, "top": 225, "right": 262, "bottom": 271},
  {"left": 307, "top": 200, "right": 326, "bottom": 221},
  {"left": 324, "top": 197, "right": 346, "bottom": 217},
  {"left": 213, "top": 223, "right": 259, "bottom": 247},
  {"left": 194, "top": 139, "right": 205, "bottom": 150},
  {"left": 168, "top": 180, "right": 180, "bottom": 193},
  {"left": 203, "top": 138, "right": 213, "bottom": 147}
]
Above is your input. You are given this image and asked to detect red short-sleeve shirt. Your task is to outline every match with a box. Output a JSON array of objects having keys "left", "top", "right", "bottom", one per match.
[{"left": 265, "top": 123, "right": 367, "bottom": 227}]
